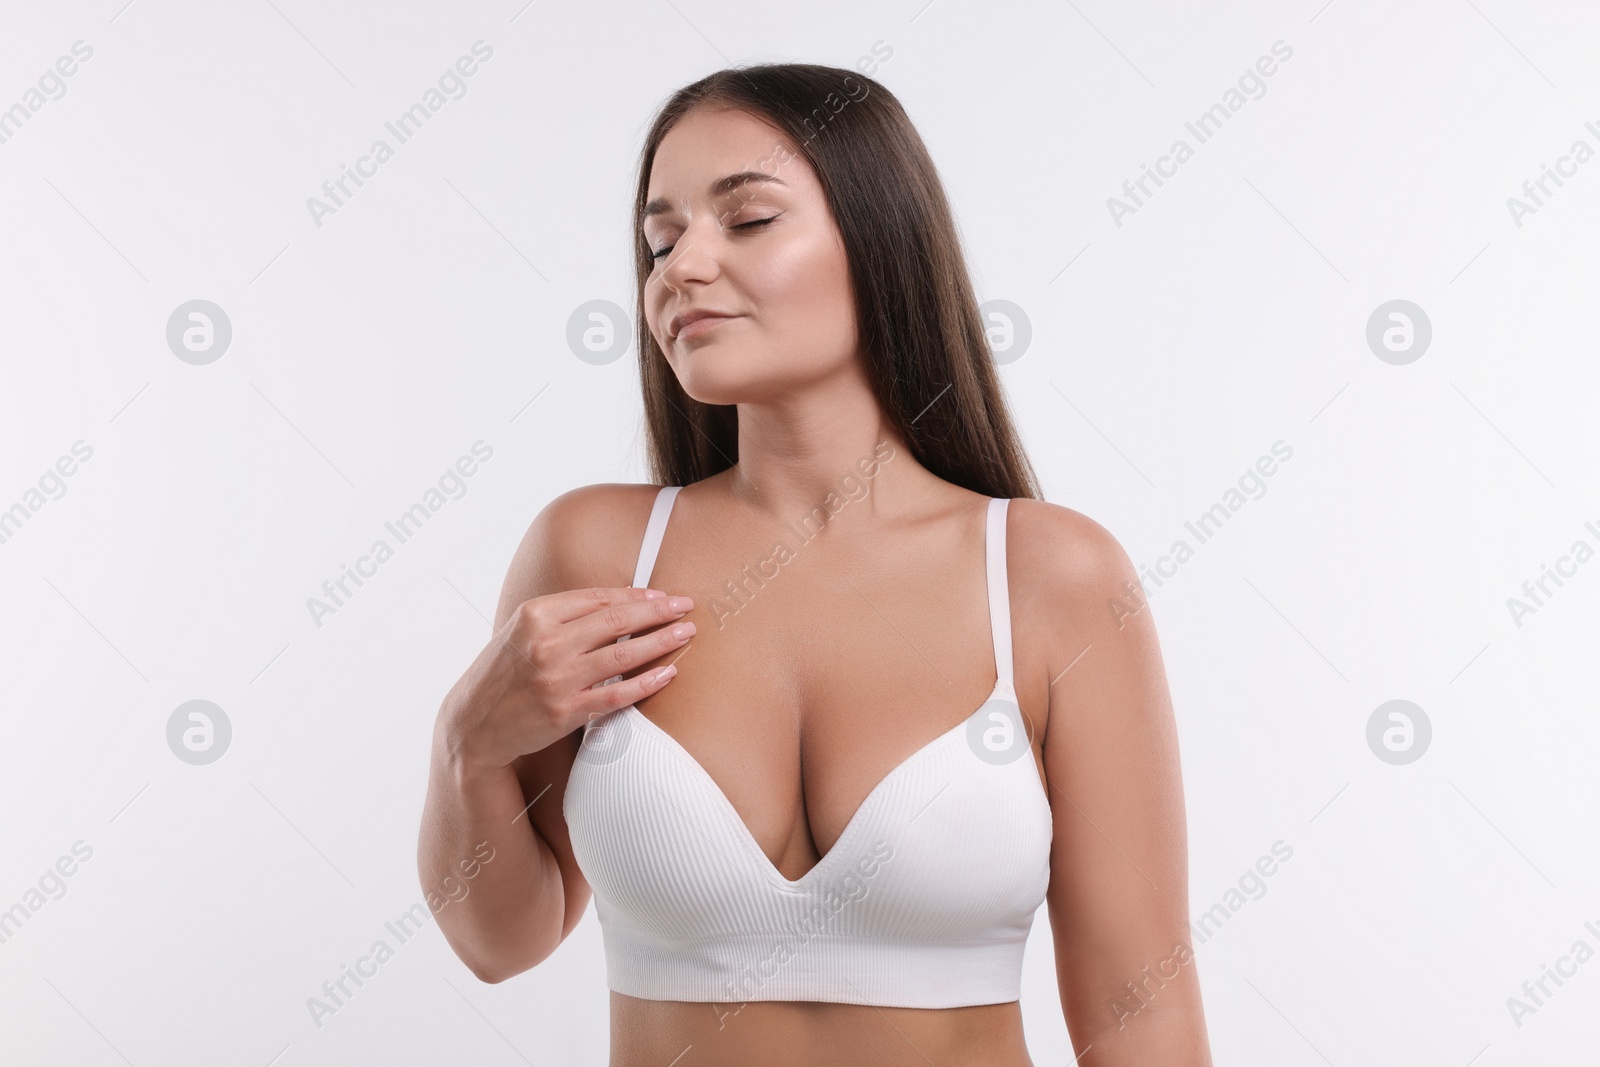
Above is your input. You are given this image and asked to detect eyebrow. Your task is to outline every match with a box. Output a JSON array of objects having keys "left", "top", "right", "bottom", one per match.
[{"left": 641, "top": 171, "right": 788, "bottom": 222}]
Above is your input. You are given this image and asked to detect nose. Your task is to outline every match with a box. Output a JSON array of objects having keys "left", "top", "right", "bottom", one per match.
[{"left": 655, "top": 214, "right": 723, "bottom": 294}]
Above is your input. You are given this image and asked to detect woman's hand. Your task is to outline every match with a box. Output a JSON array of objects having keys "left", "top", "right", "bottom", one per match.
[{"left": 435, "top": 586, "right": 695, "bottom": 772}]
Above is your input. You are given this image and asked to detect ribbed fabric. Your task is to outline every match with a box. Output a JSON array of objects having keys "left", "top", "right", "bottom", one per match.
[{"left": 564, "top": 489, "right": 1053, "bottom": 1007}]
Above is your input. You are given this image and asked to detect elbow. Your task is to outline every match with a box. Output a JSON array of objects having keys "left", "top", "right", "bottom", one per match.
[
  {"left": 465, "top": 954, "right": 532, "bottom": 985},
  {"left": 468, "top": 962, "right": 514, "bottom": 985},
  {"left": 460, "top": 934, "right": 557, "bottom": 985}
]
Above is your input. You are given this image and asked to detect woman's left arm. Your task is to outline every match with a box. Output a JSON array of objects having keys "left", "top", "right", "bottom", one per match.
[{"left": 1025, "top": 504, "right": 1213, "bottom": 1066}]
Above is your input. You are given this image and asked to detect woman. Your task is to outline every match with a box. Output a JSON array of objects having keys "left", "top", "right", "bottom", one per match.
[{"left": 419, "top": 63, "right": 1211, "bottom": 1066}]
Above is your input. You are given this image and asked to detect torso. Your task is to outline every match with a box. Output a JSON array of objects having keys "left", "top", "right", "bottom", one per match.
[{"left": 574, "top": 473, "right": 1054, "bottom": 1066}]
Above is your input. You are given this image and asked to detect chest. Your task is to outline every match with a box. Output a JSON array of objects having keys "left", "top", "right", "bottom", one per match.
[{"left": 626, "top": 522, "right": 1045, "bottom": 883}]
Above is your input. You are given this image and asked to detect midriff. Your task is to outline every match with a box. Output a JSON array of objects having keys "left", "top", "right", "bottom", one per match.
[{"left": 608, "top": 995, "right": 1036, "bottom": 1066}]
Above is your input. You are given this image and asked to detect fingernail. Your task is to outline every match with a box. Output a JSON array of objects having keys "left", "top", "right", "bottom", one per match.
[
  {"left": 643, "top": 589, "right": 665, "bottom": 599},
  {"left": 672, "top": 622, "right": 695, "bottom": 639},
  {"left": 654, "top": 664, "right": 678, "bottom": 683},
  {"left": 668, "top": 596, "right": 694, "bottom": 612}
]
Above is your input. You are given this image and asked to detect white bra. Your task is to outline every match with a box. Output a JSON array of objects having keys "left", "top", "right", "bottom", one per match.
[{"left": 563, "top": 486, "right": 1053, "bottom": 1007}]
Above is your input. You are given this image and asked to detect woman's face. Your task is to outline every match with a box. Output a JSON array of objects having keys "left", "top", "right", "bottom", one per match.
[{"left": 641, "top": 106, "right": 859, "bottom": 406}]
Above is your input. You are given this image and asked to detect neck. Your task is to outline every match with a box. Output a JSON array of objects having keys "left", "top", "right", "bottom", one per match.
[{"left": 719, "top": 374, "right": 935, "bottom": 524}]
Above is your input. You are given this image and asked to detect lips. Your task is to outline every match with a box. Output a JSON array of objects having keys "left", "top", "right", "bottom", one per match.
[
  {"left": 670, "top": 308, "right": 738, "bottom": 340},
  {"left": 674, "top": 314, "right": 736, "bottom": 341}
]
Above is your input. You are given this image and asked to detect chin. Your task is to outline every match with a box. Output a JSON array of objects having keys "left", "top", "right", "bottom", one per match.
[
  {"left": 675, "top": 374, "right": 758, "bottom": 407},
  {"left": 672, "top": 357, "right": 788, "bottom": 407},
  {"left": 668, "top": 336, "right": 846, "bottom": 404}
]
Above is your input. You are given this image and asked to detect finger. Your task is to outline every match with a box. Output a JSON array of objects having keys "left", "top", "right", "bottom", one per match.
[
  {"left": 577, "top": 615, "right": 695, "bottom": 692},
  {"left": 568, "top": 588, "right": 695, "bottom": 650},
  {"left": 537, "top": 585, "right": 672, "bottom": 626},
  {"left": 583, "top": 662, "right": 678, "bottom": 720}
]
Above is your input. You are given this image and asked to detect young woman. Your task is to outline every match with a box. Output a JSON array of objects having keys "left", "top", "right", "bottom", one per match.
[{"left": 419, "top": 63, "right": 1212, "bottom": 1066}]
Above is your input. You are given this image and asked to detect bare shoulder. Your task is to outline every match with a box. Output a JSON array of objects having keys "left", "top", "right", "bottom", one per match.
[
  {"left": 1005, "top": 496, "right": 1139, "bottom": 600},
  {"left": 1005, "top": 497, "right": 1171, "bottom": 750},
  {"left": 1002, "top": 496, "right": 1157, "bottom": 663},
  {"left": 492, "top": 482, "right": 666, "bottom": 629}
]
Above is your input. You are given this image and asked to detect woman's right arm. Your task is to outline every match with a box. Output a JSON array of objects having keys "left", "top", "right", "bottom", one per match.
[{"left": 416, "top": 487, "right": 695, "bottom": 982}]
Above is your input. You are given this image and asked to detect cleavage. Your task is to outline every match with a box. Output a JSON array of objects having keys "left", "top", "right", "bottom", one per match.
[{"left": 637, "top": 663, "right": 1000, "bottom": 883}]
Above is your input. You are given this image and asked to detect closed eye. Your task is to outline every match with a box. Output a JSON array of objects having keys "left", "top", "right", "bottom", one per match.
[{"left": 649, "top": 214, "right": 782, "bottom": 262}]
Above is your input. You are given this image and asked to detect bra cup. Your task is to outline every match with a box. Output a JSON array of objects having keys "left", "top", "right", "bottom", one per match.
[
  {"left": 561, "top": 490, "right": 1052, "bottom": 1007},
  {"left": 565, "top": 718, "right": 1053, "bottom": 1005}
]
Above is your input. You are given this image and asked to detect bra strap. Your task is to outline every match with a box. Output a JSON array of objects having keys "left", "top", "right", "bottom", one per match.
[
  {"left": 985, "top": 497, "right": 1015, "bottom": 693},
  {"left": 607, "top": 486, "right": 683, "bottom": 675},
  {"left": 631, "top": 485, "right": 682, "bottom": 589}
]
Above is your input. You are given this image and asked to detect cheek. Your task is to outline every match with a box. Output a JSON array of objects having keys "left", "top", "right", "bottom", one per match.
[
  {"left": 750, "top": 232, "right": 854, "bottom": 338},
  {"left": 642, "top": 282, "right": 669, "bottom": 344}
]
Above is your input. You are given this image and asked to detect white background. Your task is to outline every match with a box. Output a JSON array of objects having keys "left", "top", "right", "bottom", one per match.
[{"left": 2, "top": 0, "right": 1597, "bottom": 1063}]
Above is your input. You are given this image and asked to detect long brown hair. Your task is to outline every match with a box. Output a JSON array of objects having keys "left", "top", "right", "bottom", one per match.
[{"left": 631, "top": 62, "right": 1041, "bottom": 501}]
